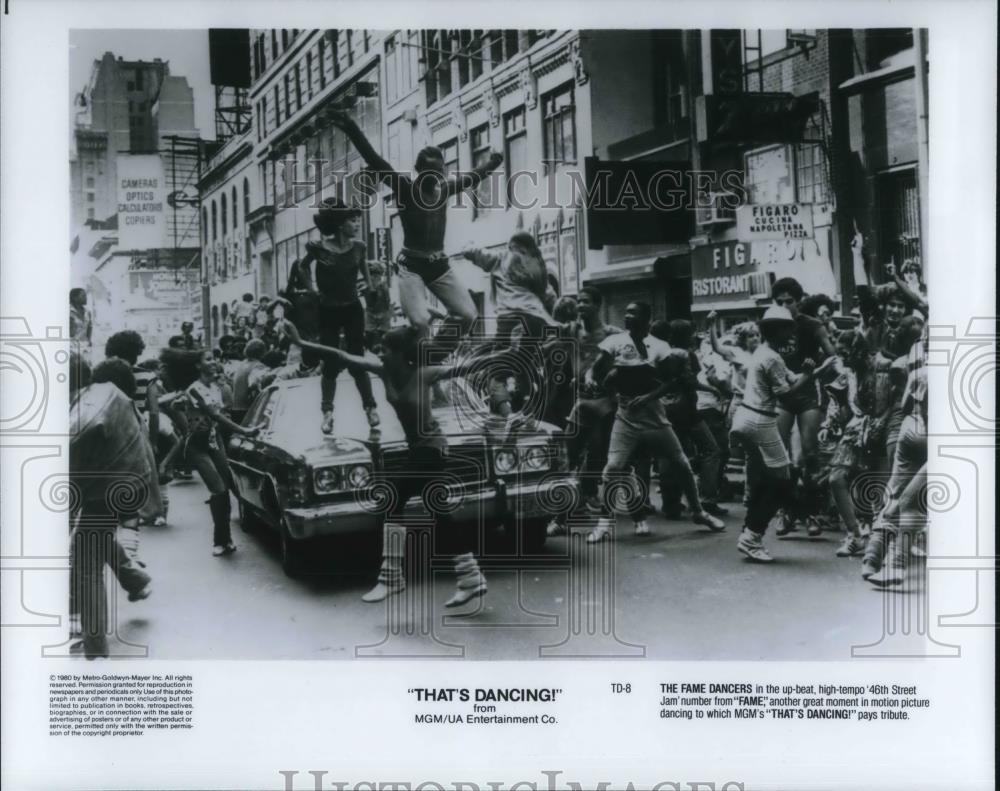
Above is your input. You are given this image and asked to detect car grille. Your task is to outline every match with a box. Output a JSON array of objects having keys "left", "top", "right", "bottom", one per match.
[{"left": 380, "top": 444, "right": 490, "bottom": 487}]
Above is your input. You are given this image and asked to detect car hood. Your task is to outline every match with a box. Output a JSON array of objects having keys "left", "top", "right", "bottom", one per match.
[{"left": 290, "top": 409, "right": 559, "bottom": 466}]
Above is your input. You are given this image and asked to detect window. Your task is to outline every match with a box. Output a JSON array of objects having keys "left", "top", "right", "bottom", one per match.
[
  {"left": 654, "top": 34, "right": 689, "bottom": 137},
  {"left": 211, "top": 201, "right": 218, "bottom": 242},
  {"left": 253, "top": 38, "right": 261, "bottom": 78},
  {"left": 85, "top": 160, "right": 94, "bottom": 172},
  {"left": 271, "top": 30, "right": 278, "bottom": 60},
  {"left": 284, "top": 73, "right": 291, "bottom": 118},
  {"left": 273, "top": 85, "right": 280, "bottom": 125},
  {"left": 439, "top": 137, "right": 459, "bottom": 176},
  {"left": 877, "top": 167, "right": 921, "bottom": 269},
  {"left": 202, "top": 207, "right": 208, "bottom": 244},
  {"left": 423, "top": 30, "right": 452, "bottom": 105},
  {"left": 503, "top": 106, "right": 527, "bottom": 207},
  {"left": 457, "top": 31, "right": 472, "bottom": 86},
  {"left": 85, "top": 176, "right": 94, "bottom": 188},
  {"left": 351, "top": 29, "right": 366, "bottom": 64},
  {"left": 294, "top": 63, "right": 302, "bottom": 110},
  {"left": 87, "top": 208, "right": 95, "bottom": 220},
  {"left": 341, "top": 31, "right": 354, "bottom": 72},
  {"left": 470, "top": 124, "right": 493, "bottom": 215},
  {"left": 318, "top": 38, "right": 327, "bottom": 88},
  {"left": 281, "top": 29, "right": 289, "bottom": 50},
  {"left": 794, "top": 142, "right": 830, "bottom": 204},
  {"left": 243, "top": 178, "right": 250, "bottom": 217},
  {"left": 542, "top": 84, "right": 576, "bottom": 173},
  {"left": 488, "top": 30, "right": 519, "bottom": 68},
  {"left": 744, "top": 144, "right": 794, "bottom": 204},
  {"left": 385, "top": 36, "right": 398, "bottom": 102},
  {"left": 86, "top": 192, "right": 94, "bottom": 203},
  {"left": 232, "top": 186, "right": 238, "bottom": 228},
  {"left": 220, "top": 194, "right": 227, "bottom": 235},
  {"left": 305, "top": 52, "right": 313, "bottom": 97}
]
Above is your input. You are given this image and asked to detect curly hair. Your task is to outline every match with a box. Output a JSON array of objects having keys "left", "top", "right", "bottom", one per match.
[
  {"left": 800, "top": 293, "right": 836, "bottom": 318},
  {"left": 159, "top": 347, "right": 206, "bottom": 391},
  {"left": 104, "top": 330, "right": 145, "bottom": 365},
  {"left": 732, "top": 322, "right": 760, "bottom": 351},
  {"left": 92, "top": 357, "right": 137, "bottom": 399}
]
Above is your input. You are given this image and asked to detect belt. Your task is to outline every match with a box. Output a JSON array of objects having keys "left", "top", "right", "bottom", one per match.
[
  {"left": 399, "top": 248, "right": 447, "bottom": 262},
  {"left": 740, "top": 403, "right": 778, "bottom": 418}
]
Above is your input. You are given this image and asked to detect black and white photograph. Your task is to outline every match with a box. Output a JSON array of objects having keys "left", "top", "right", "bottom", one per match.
[
  {"left": 62, "top": 25, "right": 938, "bottom": 661},
  {"left": 0, "top": 2, "right": 995, "bottom": 790}
]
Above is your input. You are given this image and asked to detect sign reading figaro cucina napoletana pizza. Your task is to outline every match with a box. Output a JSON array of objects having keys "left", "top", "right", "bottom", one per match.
[{"left": 736, "top": 203, "right": 815, "bottom": 241}]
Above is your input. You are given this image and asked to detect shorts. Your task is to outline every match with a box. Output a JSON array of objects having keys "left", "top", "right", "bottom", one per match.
[
  {"left": 397, "top": 251, "right": 450, "bottom": 284},
  {"left": 778, "top": 385, "right": 820, "bottom": 415}
]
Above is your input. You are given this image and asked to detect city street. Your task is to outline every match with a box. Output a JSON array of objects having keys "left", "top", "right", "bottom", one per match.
[{"left": 102, "top": 477, "right": 912, "bottom": 662}]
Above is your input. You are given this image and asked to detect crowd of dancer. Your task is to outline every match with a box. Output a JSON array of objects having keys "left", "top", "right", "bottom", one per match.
[{"left": 67, "top": 104, "right": 929, "bottom": 659}]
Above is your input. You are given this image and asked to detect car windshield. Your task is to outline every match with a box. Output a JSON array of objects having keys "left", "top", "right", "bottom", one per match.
[{"left": 264, "top": 375, "right": 490, "bottom": 451}]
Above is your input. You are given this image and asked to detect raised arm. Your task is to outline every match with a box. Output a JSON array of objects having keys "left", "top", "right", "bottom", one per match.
[
  {"left": 281, "top": 319, "right": 384, "bottom": 377},
  {"left": 707, "top": 310, "right": 736, "bottom": 363},
  {"left": 329, "top": 110, "right": 400, "bottom": 184},
  {"left": 885, "top": 262, "right": 929, "bottom": 316},
  {"left": 449, "top": 151, "right": 503, "bottom": 196}
]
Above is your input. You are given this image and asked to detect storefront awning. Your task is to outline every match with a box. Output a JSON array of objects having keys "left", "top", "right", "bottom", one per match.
[{"left": 582, "top": 256, "right": 659, "bottom": 284}]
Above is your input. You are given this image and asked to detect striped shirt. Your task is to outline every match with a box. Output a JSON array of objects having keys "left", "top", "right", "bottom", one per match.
[
  {"left": 900, "top": 325, "right": 928, "bottom": 422},
  {"left": 132, "top": 367, "right": 159, "bottom": 413}
]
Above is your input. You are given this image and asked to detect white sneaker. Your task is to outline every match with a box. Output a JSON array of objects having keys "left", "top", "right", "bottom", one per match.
[
  {"left": 737, "top": 529, "right": 774, "bottom": 563},
  {"left": 586, "top": 518, "right": 614, "bottom": 544},
  {"left": 633, "top": 519, "right": 651, "bottom": 536}
]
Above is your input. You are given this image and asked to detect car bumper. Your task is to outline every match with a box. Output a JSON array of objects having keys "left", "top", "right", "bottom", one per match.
[{"left": 283, "top": 475, "right": 580, "bottom": 540}]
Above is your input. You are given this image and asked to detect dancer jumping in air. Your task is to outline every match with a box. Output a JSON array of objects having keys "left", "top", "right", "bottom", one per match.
[{"left": 328, "top": 109, "right": 503, "bottom": 350}]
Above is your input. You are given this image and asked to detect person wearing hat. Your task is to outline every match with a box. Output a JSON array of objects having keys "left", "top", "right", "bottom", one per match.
[
  {"left": 328, "top": 109, "right": 503, "bottom": 350},
  {"left": 292, "top": 196, "right": 380, "bottom": 434},
  {"left": 731, "top": 306, "right": 837, "bottom": 562}
]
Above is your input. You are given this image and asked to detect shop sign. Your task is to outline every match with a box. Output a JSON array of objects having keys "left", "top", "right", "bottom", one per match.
[
  {"left": 737, "top": 203, "right": 815, "bottom": 240},
  {"left": 691, "top": 241, "right": 760, "bottom": 304},
  {"left": 116, "top": 154, "right": 167, "bottom": 249}
]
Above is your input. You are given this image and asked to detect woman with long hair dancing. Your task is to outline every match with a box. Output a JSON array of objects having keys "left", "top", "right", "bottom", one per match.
[
  {"left": 160, "top": 348, "right": 259, "bottom": 556},
  {"left": 730, "top": 306, "right": 836, "bottom": 562}
]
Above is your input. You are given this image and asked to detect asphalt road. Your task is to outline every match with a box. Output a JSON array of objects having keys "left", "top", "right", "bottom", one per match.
[{"left": 98, "top": 477, "right": 929, "bottom": 662}]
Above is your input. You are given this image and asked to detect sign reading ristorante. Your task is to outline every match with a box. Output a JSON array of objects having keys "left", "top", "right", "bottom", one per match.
[{"left": 691, "top": 241, "right": 760, "bottom": 303}]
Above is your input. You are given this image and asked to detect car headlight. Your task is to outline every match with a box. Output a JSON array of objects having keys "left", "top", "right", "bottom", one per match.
[
  {"left": 522, "top": 445, "right": 550, "bottom": 471},
  {"left": 347, "top": 464, "right": 371, "bottom": 489},
  {"left": 494, "top": 449, "right": 518, "bottom": 474},
  {"left": 313, "top": 467, "right": 341, "bottom": 495}
]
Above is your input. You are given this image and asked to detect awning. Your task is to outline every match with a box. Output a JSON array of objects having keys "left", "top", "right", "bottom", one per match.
[{"left": 582, "top": 256, "right": 658, "bottom": 284}]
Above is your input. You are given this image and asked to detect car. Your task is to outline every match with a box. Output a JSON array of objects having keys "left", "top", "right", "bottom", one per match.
[{"left": 227, "top": 373, "right": 579, "bottom": 577}]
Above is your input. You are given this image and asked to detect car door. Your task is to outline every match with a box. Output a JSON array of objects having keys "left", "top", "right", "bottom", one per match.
[{"left": 228, "top": 387, "right": 280, "bottom": 519}]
